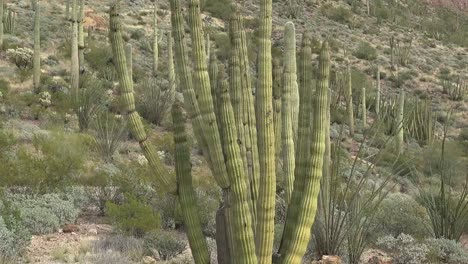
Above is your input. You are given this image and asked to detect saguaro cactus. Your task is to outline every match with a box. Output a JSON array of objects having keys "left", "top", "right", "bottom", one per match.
[
  {"left": 361, "top": 86, "right": 367, "bottom": 127},
  {"left": 273, "top": 58, "right": 282, "bottom": 176},
  {"left": 109, "top": 3, "right": 175, "bottom": 192},
  {"left": 346, "top": 64, "right": 355, "bottom": 137},
  {"left": 70, "top": 0, "right": 79, "bottom": 104},
  {"left": 125, "top": 43, "right": 133, "bottom": 81},
  {"left": 168, "top": 32, "right": 175, "bottom": 95},
  {"left": 152, "top": 4, "right": 159, "bottom": 76},
  {"left": 33, "top": 0, "right": 41, "bottom": 93},
  {"left": 172, "top": 100, "right": 210, "bottom": 264},
  {"left": 78, "top": 0, "right": 85, "bottom": 71},
  {"left": 396, "top": 90, "right": 405, "bottom": 153},
  {"left": 284, "top": 22, "right": 299, "bottom": 139},
  {"left": 0, "top": 0, "right": 4, "bottom": 49},
  {"left": 376, "top": 67, "right": 381, "bottom": 117},
  {"left": 279, "top": 37, "right": 330, "bottom": 263}
]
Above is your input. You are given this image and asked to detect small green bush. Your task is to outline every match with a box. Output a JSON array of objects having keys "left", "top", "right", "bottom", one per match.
[
  {"left": 353, "top": 41, "right": 377, "bottom": 61},
  {"left": 144, "top": 231, "right": 187, "bottom": 260},
  {"left": 0, "top": 79, "right": 10, "bottom": 98},
  {"left": 373, "top": 193, "right": 430, "bottom": 239},
  {"left": 320, "top": 4, "right": 353, "bottom": 24},
  {"left": 425, "top": 238, "right": 468, "bottom": 264},
  {"left": 0, "top": 199, "right": 31, "bottom": 259},
  {"left": 106, "top": 194, "right": 161, "bottom": 237},
  {"left": 202, "top": 0, "right": 233, "bottom": 20},
  {"left": 377, "top": 234, "right": 429, "bottom": 264},
  {"left": 93, "top": 235, "right": 144, "bottom": 261}
]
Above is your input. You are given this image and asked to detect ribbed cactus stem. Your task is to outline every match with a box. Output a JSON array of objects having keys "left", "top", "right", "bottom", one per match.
[
  {"left": 187, "top": 0, "right": 230, "bottom": 188},
  {"left": 66, "top": 0, "right": 70, "bottom": 20},
  {"left": 281, "top": 22, "right": 296, "bottom": 204},
  {"left": 237, "top": 14, "right": 260, "bottom": 221},
  {"left": 78, "top": 0, "right": 85, "bottom": 71},
  {"left": 152, "top": 4, "right": 158, "bottom": 76},
  {"left": 170, "top": 0, "right": 212, "bottom": 175},
  {"left": 284, "top": 22, "right": 299, "bottom": 140},
  {"left": 347, "top": 64, "right": 354, "bottom": 137},
  {"left": 396, "top": 90, "right": 405, "bottom": 153},
  {"left": 376, "top": 67, "right": 381, "bottom": 117},
  {"left": 273, "top": 57, "right": 282, "bottom": 178},
  {"left": 205, "top": 33, "right": 210, "bottom": 64},
  {"left": 209, "top": 52, "right": 218, "bottom": 108},
  {"left": 280, "top": 39, "right": 330, "bottom": 264},
  {"left": 33, "top": 0, "right": 41, "bottom": 93},
  {"left": 70, "top": 0, "right": 79, "bottom": 106},
  {"left": 168, "top": 31, "right": 175, "bottom": 97},
  {"left": 125, "top": 43, "right": 133, "bottom": 81},
  {"left": 218, "top": 66, "right": 257, "bottom": 263},
  {"left": 109, "top": 3, "right": 175, "bottom": 193},
  {"left": 172, "top": 100, "right": 210, "bottom": 264},
  {"left": 361, "top": 86, "right": 367, "bottom": 127},
  {"left": 256, "top": 0, "right": 276, "bottom": 261},
  {"left": 0, "top": 0, "right": 4, "bottom": 49}
]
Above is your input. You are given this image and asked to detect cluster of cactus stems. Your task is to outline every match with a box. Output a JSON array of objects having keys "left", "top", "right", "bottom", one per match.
[
  {"left": 405, "top": 97, "right": 434, "bottom": 144},
  {"left": 125, "top": 43, "right": 133, "bottom": 81},
  {"left": 33, "top": 0, "right": 40, "bottom": 93},
  {"left": 2, "top": 6, "right": 16, "bottom": 35},
  {"left": 390, "top": 36, "right": 412, "bottom": 67},
  {"left": 442, "top": 77, "right": 467, "bottom": 101},
  {"left": 109, "top": 0, "right": 332, "bottom": 262}
]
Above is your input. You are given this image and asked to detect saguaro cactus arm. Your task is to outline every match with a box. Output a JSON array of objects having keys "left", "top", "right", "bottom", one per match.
[
  {"left": 109, "top": 3, "right": 175, "bottom": 193},
  {"left": 33, "top": 0, "right": 41, "bottom": 93},
  {"left": 172, "top": 101, "right": 210, "bottom": 264}
]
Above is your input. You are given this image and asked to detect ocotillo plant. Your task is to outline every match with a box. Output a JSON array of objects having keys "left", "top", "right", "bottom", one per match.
[
  {"left": 33, "top": 0, "right": 41, "bottom": 93},
  {"left": 3, "top": 8, "right": 16, "bottom": 34},
  {"left": 347, "top": 64, "right": 355, "bottom": 137},
  {"left": 0, "top": 0, "right": 3, "bottom": 49},
  {"left": 442, "top": 77, "right": 467, "bottom": 101},
  {"left": 152, "top": 4, "right": 158, "bottom": 76}
]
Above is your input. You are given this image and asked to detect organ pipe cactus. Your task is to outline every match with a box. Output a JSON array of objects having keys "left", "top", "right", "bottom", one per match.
[
  {"left": 347, "top": 64, "right": 355, "bottom": 137},
  {"left": 284, "top": 21, "right": 299, "bottom": 139},
  {"left": 125, "top": 43, "right": 133, "bottom": 81},
  {"left": 396, "top": 90, "right": 405, "bottom": 153},
  {"left": 0, "top": 0, "right": 3, "bottom": 49},
  {"left": 152, "top": 4, "right": 158, "bottom": 76},
  {"left": 70, "top": 0, "right": 79, "bottom": 106},
  {"left": 405, "top": 97, "right": 434, "bottom": 144},
  {"left": 208, "top": 52, "right": 218, "bottom": 107},
  {"left": 4, "top": 8, "right": 16, "bottom": 34},
  {"left": 78, "top": 0, "right": 85, "bottom": 71},
  {"left": 376, "top": 67, "right": 381, "bottom": 117},
  {"left": 109, "top": 3, "right": 175, "bottom": 192},
  {"left": 172, "top": 100, "right": 210, "bottom": 264},
  {"left": 273, "top": 57, "right": 283, "bottom": 177},
  {"left": 361, "top": 86, "right": 366, "bottom": 127},
  {"left": 279, "top": 37, "right": 330, "bottom": 263},
  {"left": 168, "top": 32, "right": 176, "bottom": 103},
  {"left": 33, "top": 0, "right": 41, "bottom": 93}
]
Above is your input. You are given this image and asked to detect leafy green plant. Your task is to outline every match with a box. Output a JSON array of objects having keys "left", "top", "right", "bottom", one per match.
[
  {"left": 320, "top": 3, "right": 353, "bottom": 24},
  {"left": 106, "top": 194, "right": 161, "bottom": 237}
]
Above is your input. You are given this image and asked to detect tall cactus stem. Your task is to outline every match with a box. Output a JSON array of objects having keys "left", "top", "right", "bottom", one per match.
[
  {"left": 109, "top": 3, "right": 175, "bottom": 193},
  {"left": 273, "top": 57, "right": 282, "bottom": 180},
  {"left": 361, "top": 86, "right": 367, "bottom": 128},
  {"left": 396, "top": 90, "right": 405, "bottom": 153},
  {"left": 70, "top": 0, "right": 79, "bottom": 106},
  {"left": 209, "top": 52, "right": 218, "bottom": 109},
  {"left": 152, "top": 4, "right": 159, "bottom": 76},
  {"left": 376, "top": 67, "right": 381, "bottom": 118},
  {"left": 78, "top": 0, "right": 85, "bottom": 71},
  {"left": 284, "top": 21, "right": 299, "bottom": 140},
  {"left": 172, "top": 101, "right": 211, "bottom": 264},
  {"left": 346, "top": 64, "right": 354, "bottom": 137},
  {"left": 168, "top": 31, "right": 176, "bottom": 98},
  {"left": 125, "top": 43, "right": 133, "bottom": 82},
  {"left": 33, "top": 0, "right": 41, "bottom": 93},
  {"left": 279, "top": 39, "right": 330, "bottom": 264}
]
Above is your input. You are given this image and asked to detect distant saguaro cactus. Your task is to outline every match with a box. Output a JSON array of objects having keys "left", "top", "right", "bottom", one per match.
[
  {"left": 0, "top": 0, "right": 4, "bottom": 48},
  {"left": 33, "top": 0, "right": 41, "bottom": 93},
  {"left": 346, "top": 64, "right": 355, "bottom": 137},
  {"left": 70, "top": 0, "right": 79, "bottom": 105},
  {"left": 152, "top": 4, "right": 159, "bottom": 76},
  {"left": 78, "top": 0, "right": 85, "bottom": 71}
]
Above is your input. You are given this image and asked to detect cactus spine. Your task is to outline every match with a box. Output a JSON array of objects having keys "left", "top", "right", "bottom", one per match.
[
  {"left": 376, "top": 67, "right": 381, "bottom": 117},
  {"left": 0, "top": 0, "right": 3, "bottom": 49},
  {"left": 70, "top": 0, "right": 79, "bottom": 106},
  {"left": 361, "top": 86, "right": 367, "bottom": 127},
  {"left": 109, "top": 3, "right": 175, "bottom": 192},
  {"left": 280, "top": 38, "right": 330, "bottom": 264},
  {"left": 396, "top": 90, "right": 405, "bottom": 153},
  {"left": 33, "top": 0, "right": 41, "bottom": 93},
  {"left": 284, "top": 22, "right": 299, "bottom": 139},
  {"left": 125, "top": 43, "right": 133, "bottom": 81},
  {"left": 346, "top": 64, "right": 355, "bottom": 137},
  {"left": 218, "top": 66, "right": 258, "bottom": 263},
  {"left": 152, "top": 4, "right": 158, "bottom": 76},
  {"left": 256, "top": 0, "right": 277, "bottom": 261},
  {"left": 172, "top": 101, "right": 210, "bottom": 264},
  {"left": 78, "top": 0, "right": 85, "bottom": 71}
]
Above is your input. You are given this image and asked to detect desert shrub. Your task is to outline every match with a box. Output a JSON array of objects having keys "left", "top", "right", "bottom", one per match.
[
  {"left": 93, "top": 235, "right": 144, "bottom": 261},
  {"left": 0, "top": 79, "right": 10, "bottom": 99},
  {"left": 106, "top": 194, "right": 161, "bottom": 237},
  {"left": 85, "top": 41, "right": 117, "bottom": 82},
  {"left": 73, "top": 74, "right": 107, "bottom": 131},
  {"left": 135, "top": 77, "right": 174, "bottom": 126},
  {"left": 320, "top": 3, "right": 353, "bottom": 24},
  {"left": 91, "top": 112, "right": 127, "bottom": 161},
  {"left": 425, "top": 238, "right": 468, "bottom": 264},
  {"left": 144, "top": 231, "right": 187, "bottom": 260},
  {"left": 353, "top": 41, "right": 377, "bottom": 61},
  {"left": 202, "top": 0, "right": 233, "bottom": 20},
  {"left": 377, "top": 234, "right": 429, "bottom": 264},
  {"left": 6, "top": 47, "right": 33, "bottom": 70},
  {"left": 0, "top": 199, "right": 31, "bottom": 259},
  {"left": 89, "top": 250, "right": 132, "bottom": 264},
  {"left": 373, "top": 193, "right": 430, "bottom": 239},
  {"left": 130, "top": 28, "right": 146, "bottom": 40}
]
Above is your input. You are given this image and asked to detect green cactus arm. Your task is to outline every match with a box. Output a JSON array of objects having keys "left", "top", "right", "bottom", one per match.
[
  {"left": 376, "top": 67, "right": 381, "bottom": 117},
  {"left": 347, "top": 64, "right": 355, "bottom": 137},
  {"left": 218, "top": 67, "right": 258, "bottom": 264},
  {"left": 169, "top": 0, "right": 212, "bottom": 176},
  {"left": 396, "top": 90, "right": 405, "bottom": 153},
  {"left": 125, "top": 43, "right": 133, "bottom": 81},
  {"left": 273, "top": 57, "right": 282, "bottom": 181},
  {"left": 168, "top": 31, "right": 176, "bottom": 96},
  {"left": 70, "top": 0, "right": 79, "bottom": 105},
  {"left": 0, "top": 0, "right": 4, "bottom": 49},
  {"left": 205, "top": 33, "right": 210, "bottom": 64},
  {"left": 109, "top": 3, "right": 176, "bottom": 193},
  {"left": 172, "top": 101, "right": 211, "bottom": 264},
  {"left": 281, "top": 23, "right": 296, "bottom": 205},
  {"left": 208, "top": 52, "right": 218, "bottom": 109},
  {"left": 187, "top": 0, "right": 230, "bottom": 188},
  {"left": 279, "top": 38, "right": 330, "bottom": 264},
  {"left": 33, "top": 0, "right": 40, "bottom": 93},
  {"left": 78, "top": 0, "right": 84, "bottom": 70},
  {"left": 361, "top": 86, "right": 367, "bottom": 127},
  {"left": 152, "top": 4, "right": 158, "bottom": 76},
  {"left": 255, "top": 0, "right": 276, "bottom": 262},
  {"left": 284, "top": 21, "right": 299, "bottom": 140}
]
